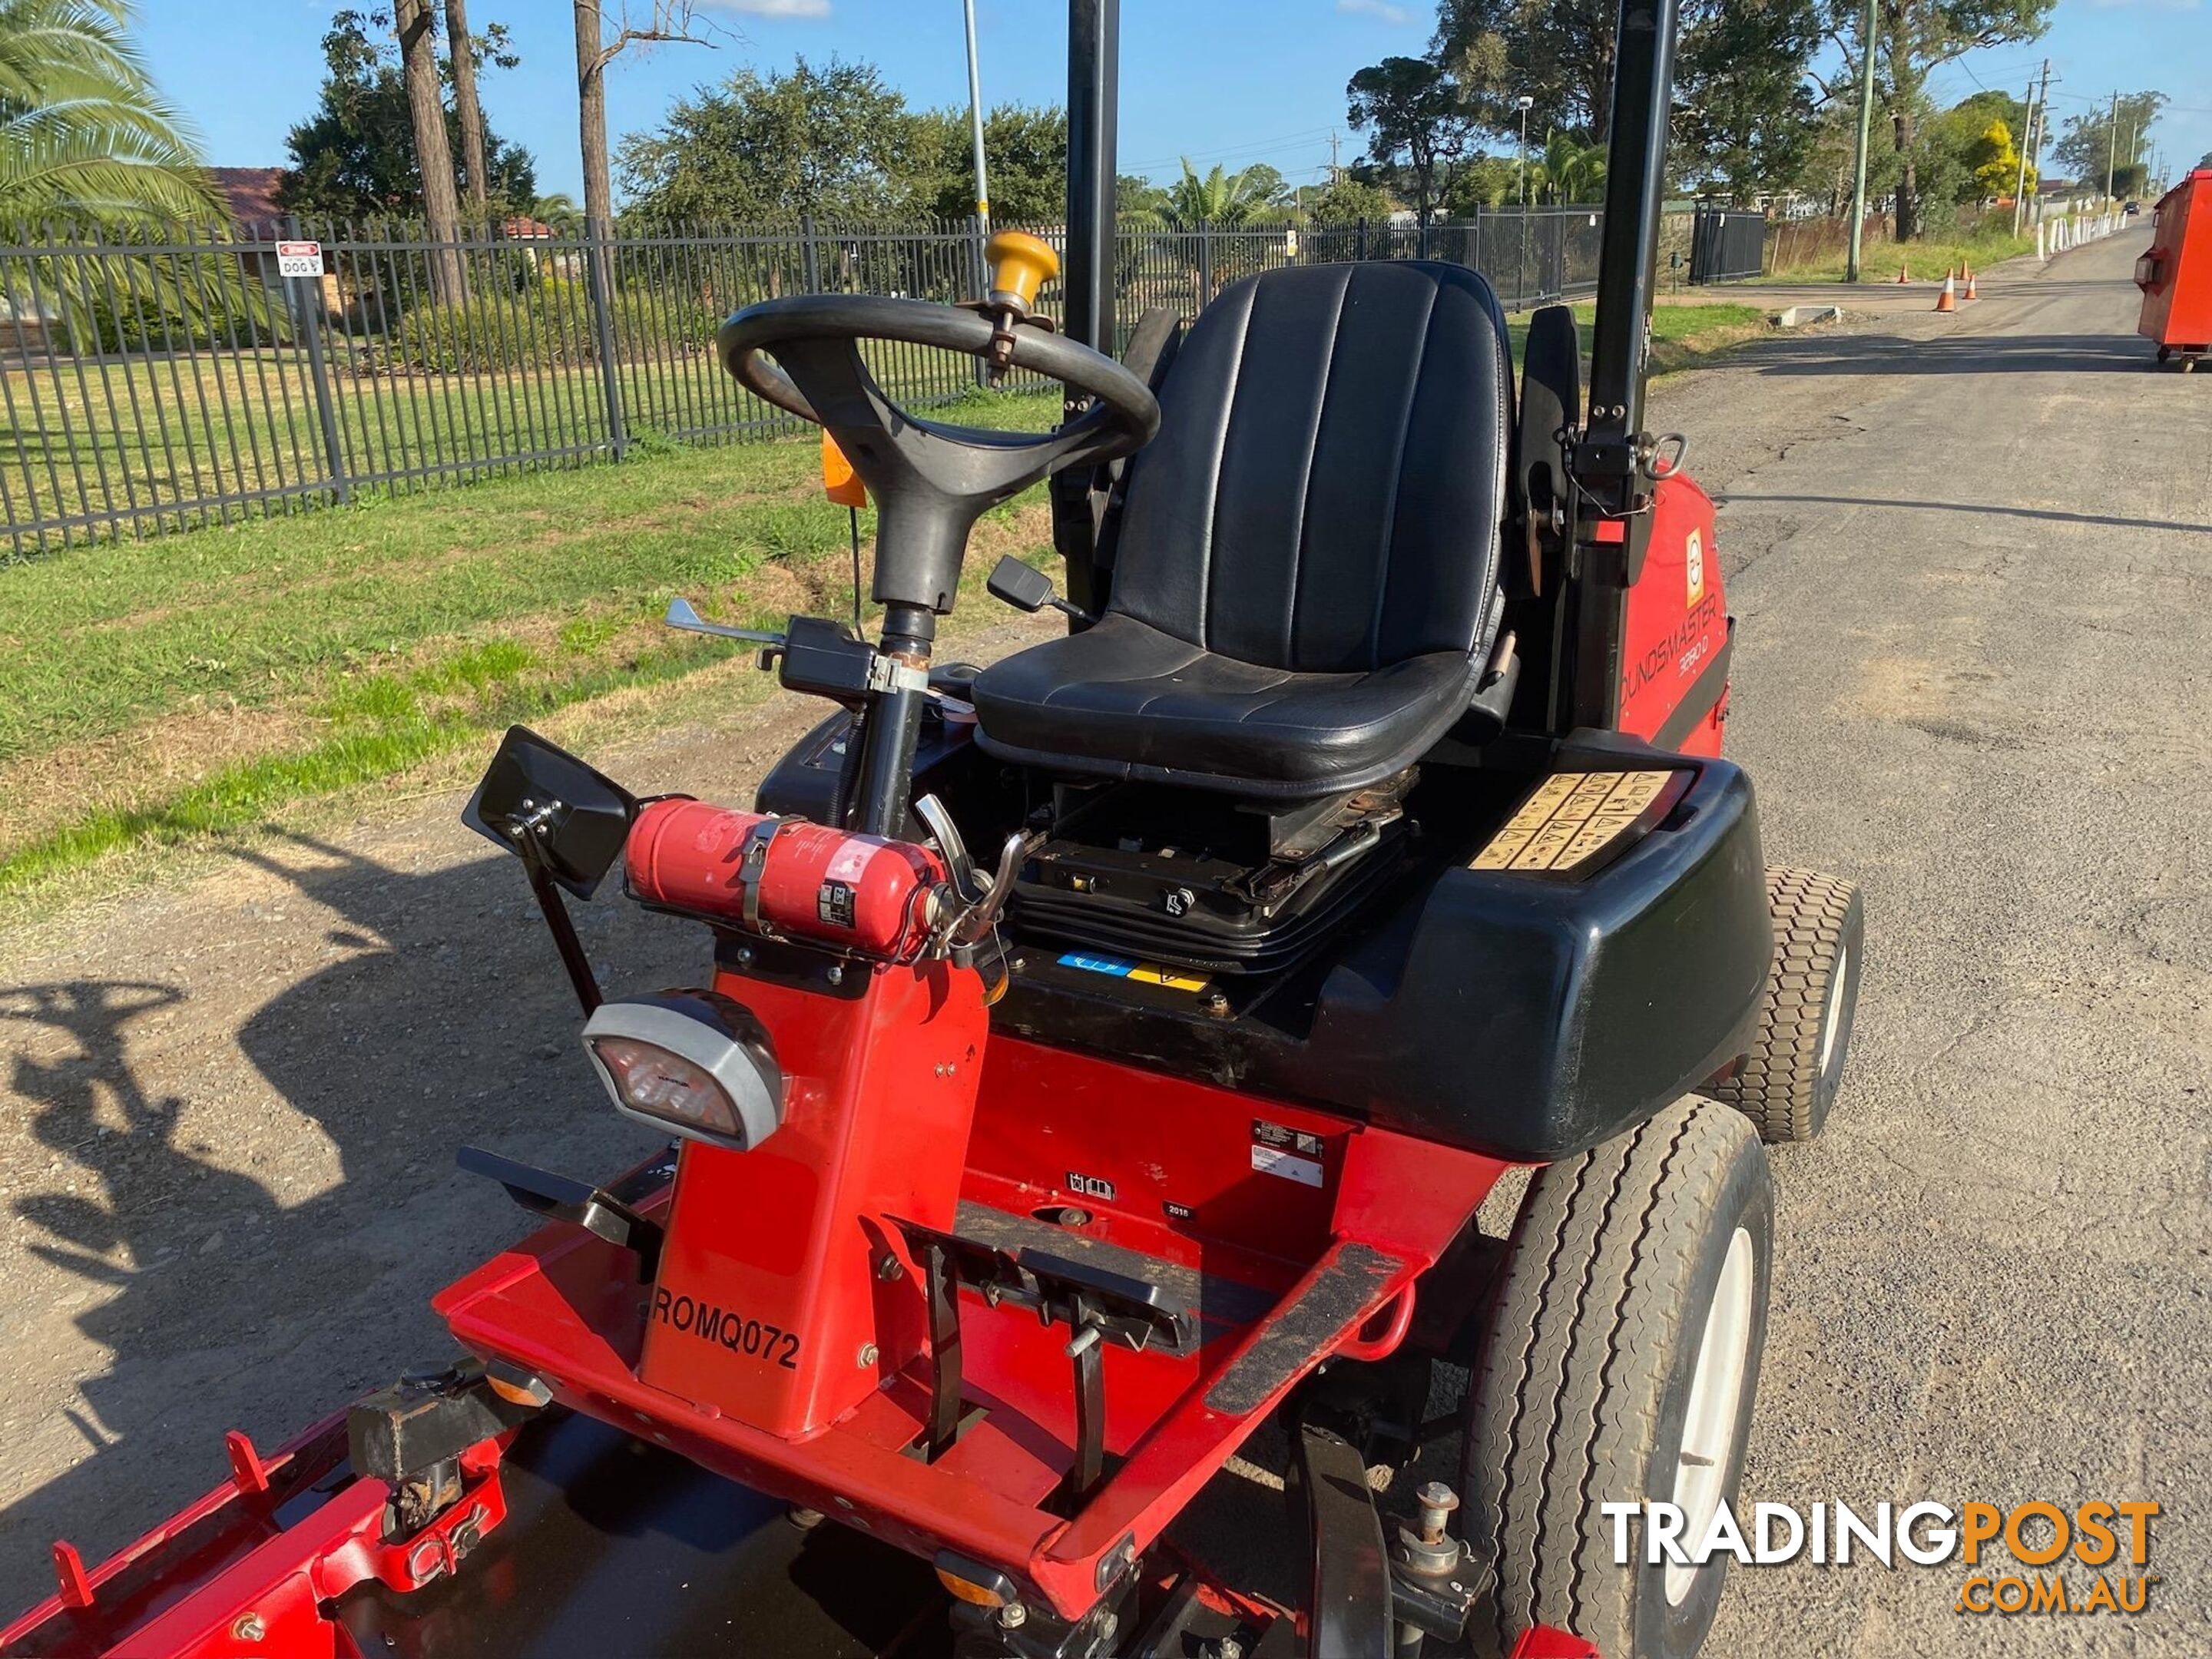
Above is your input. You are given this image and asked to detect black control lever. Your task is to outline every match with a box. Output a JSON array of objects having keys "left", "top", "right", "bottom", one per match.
[
  {"left": 986, "top": 555, "right": 1094, "bottom": 626},
  {"left": 457, "top": 1146, "right": 663, "bottom": 1280}
]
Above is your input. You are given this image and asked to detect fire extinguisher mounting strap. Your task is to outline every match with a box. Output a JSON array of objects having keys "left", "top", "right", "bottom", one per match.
[{"left": 738, "top": 817, "right": 791, "bottom": 933}]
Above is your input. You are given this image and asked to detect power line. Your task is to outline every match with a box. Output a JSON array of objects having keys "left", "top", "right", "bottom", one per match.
[{"left": 1121, "top": 126, "right": 1339, "bottom": 172}]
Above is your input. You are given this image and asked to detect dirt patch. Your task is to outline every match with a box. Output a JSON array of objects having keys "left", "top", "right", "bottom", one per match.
[{"left": 1846, "top": 654, "right": 2002, "bottom": 725}]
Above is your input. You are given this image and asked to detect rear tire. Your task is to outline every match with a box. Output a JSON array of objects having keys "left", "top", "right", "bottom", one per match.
[
  {"left": 1708, "top": 867, "right": 1863, "bottom": 1144},
  {"left": 1462, "top": 1098, "right": 1772, "bottom": 1659}
]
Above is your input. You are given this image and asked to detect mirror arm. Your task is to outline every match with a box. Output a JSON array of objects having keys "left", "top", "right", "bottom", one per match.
[{"left": 518, "top": 836, "right": 604, "bottom": 1015}]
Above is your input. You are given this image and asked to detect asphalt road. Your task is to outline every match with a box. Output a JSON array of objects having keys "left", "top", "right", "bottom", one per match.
[
  {"left": 1688, "top": 229, "right": 2209, "bottom": 1654},
  {"left": 0, "top": 228, "right": 2203, "bottom": 1654}
]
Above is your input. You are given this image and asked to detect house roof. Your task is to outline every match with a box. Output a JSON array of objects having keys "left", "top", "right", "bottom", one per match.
[
  {"left": 500, "top": 216, "right": 558, "bottom": 239},
  {"left": 210, "top": 167, "right": 286, "bottom": 232}
]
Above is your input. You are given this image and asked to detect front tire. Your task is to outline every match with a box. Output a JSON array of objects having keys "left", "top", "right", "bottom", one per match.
[
  {"left": 1462, "top": 1098, "right": 1773, "bottom": 1659},
  {"left": 1709, "top": 867, "right": 1863, "bottom": 1144}
]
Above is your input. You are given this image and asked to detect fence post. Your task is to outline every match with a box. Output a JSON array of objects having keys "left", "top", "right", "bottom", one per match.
[
  {"left": 1518, "top": 209, "right": 1530, "bottom": 310},
  {"left": 968, "top": 213, "right": 991, "bottom": 389},
  {"left": 288, "top": 218, "right": 350, "bottom": 505},
  {"left": 1199, "top": 223, "right": 1214, "bottom": 298},
  {"left": 801, "top": 212, "right": 823, "bottom": 292},
  {"left": 584, "top": 218, "right": 627, "bottom": 460}
]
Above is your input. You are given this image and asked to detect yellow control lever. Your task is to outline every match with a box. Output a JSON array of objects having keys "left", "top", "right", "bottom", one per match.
[{"left": 984, "top": 230, "right": 1058, "bottom": 314}]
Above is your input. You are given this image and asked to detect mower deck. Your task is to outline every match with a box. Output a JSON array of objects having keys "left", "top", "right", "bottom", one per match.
[{"left": 436, "top": 1038, "right": 1508, "bottom": 1624}]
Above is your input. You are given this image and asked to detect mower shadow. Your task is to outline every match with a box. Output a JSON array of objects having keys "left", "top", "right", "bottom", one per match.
[
  {"left": 0, "top": 833, "right": 681, "bottom": 1606},
  {"left": 1748, "top": 329, "right": 2154, "bottom": 376}
]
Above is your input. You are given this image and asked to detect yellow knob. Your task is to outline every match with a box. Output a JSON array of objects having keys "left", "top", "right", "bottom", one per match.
[{"left": 984, "top": 230, "right": 1058, "bottom": 312}]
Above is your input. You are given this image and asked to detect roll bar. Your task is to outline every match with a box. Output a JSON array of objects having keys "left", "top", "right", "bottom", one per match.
[
  {"left": 1583, "top": 0, "right": 1679, "bottom": 496},
  {"left": 1055, "top": 0, "right": 1121, "bottom": 618}
]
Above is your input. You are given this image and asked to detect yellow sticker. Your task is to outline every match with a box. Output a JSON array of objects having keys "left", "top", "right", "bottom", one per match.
[
  {"left": 1129, "top": 963, "right": 1210, "bottom": 992},
  {"left": 1470, "top": 770, "right": 1680, "bottom": 876}
]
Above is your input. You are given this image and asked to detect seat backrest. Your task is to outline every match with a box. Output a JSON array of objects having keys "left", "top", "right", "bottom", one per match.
[{"left": 1101, "top": 260, "right": 1514, "bottom": 675}]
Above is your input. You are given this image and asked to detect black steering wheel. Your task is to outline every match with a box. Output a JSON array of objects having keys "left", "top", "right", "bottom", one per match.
[{"left": 718, "top": 294, "right": 1159, "bottom": 621}]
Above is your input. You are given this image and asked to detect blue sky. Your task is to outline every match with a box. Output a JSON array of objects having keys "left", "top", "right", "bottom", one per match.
[{"left": 142, "top": 0, "right": 2211, "bottom": 201}]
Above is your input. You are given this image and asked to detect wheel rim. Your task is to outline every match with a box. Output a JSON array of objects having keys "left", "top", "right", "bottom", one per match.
[
  {"left": 1666, "top": 1227, "right": 1755, "bottom": 1607},
  {"left": 1818, "top": 942, "right": 1850, "bottom": 1077}
]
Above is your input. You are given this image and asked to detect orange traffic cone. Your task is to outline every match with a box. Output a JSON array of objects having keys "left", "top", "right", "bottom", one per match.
[
  {"left": 1896, "top": 262, "right": 1910, "bottom": 283},
  {"left": 1963, "top": 267, "right": 1979, "bottom": 300},
  {"left": 1933, "top": 270, "right": 1958, "bottom": 313}
]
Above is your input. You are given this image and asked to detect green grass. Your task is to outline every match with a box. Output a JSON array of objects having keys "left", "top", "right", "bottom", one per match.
[
  {"left": 1769, "top": 224, "right": 2035, "bottom": 283},
  {"left": 0, "top": 384, "right": 1059, "bottom": 896},
  {"left": 1504, "top": 300, "right": 1773, "bottom": 375},
  {"left": 0, "top": 297, "right": 1772, "bottom": 901},
  {"left": 0, "top": 386, "right": 1055, "bottom": 764}
]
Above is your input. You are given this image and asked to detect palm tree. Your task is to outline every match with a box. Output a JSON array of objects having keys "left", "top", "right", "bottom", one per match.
[
  {"left": 0, "top": 0, "right": 226, "bottom": 227},
  {"left": 525, "top": 190, "right": 581, "bottom": 226},
  {"left": 1142, "top": 160, "right": 1280, "bottom": 230},
  {"left": 1536, "top": 131, "right": 1606, "bottom": 205},
  {"left": 1, "top": 0, "right": 270, "bottom": 349}
]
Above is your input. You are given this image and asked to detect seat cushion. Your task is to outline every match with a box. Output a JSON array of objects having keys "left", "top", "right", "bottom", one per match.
[
  {"left": 972, "top": 259, "right": 1512, "bottom": 799},
  {"left": 969, "top": 612, "right": 1479, "bottom": 796}
]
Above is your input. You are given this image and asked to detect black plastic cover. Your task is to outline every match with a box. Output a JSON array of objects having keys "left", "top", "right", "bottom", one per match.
[
  {"left": 994, "top": 736, "right": 1773, "bottom": 1162},
  {"left": 462, "top": 725, "right": 637, "bottom": 899}
]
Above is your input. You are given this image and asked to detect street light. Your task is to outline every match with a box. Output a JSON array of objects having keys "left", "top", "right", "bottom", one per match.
[
  {"left": 962, "top": 0, "right": 989, "bottom": 228},
  {"left": 1515, "top": 94, "right": 1535, "bottom": 207}
]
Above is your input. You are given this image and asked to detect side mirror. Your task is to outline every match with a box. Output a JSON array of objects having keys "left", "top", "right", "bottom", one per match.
[{"left": 463, "top": 726, "right": 638, "bottom": 899}]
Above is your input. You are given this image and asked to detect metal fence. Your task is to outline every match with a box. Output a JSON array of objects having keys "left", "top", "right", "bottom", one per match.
[
  {"left": 0, "top": 204, "right": 1718, "bottom": 558},
  {"left": 1688, "top": 207, "right": 1767, "bottom": 285}
]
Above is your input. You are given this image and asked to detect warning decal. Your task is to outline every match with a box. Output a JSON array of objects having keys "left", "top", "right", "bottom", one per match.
[
  {"left": 1469, "top": 770, "right": 1679, "bottom": 875},
  {"left": 1056, "top": 952, "right": 1210, "bottom": 993}
]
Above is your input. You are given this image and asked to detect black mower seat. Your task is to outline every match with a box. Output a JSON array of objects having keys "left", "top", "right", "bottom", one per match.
[{"left": 972, "top": 259, "right": 1513, "bottom": 799}]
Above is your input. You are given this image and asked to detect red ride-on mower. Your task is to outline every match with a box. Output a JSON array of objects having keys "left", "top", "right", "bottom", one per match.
[{"left": 2, "top": 3, "right": 1864, "bottom": 1657}]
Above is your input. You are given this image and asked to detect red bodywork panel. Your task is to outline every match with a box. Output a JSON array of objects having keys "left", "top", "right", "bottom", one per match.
[
  {"left": 1617, "top": 473, "right": 1730, "bottom": 757},
  {"left": 435, "top": 1033, "right": 1508, "bottom": 1623},
  {"left": 637, "top": 959, "right": 989, "bottom": 1435},
  {"left": 2137, "top": 171, "right": 2212, "bottom": 353}
]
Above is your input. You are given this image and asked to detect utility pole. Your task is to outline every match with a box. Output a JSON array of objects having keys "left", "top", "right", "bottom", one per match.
[
  {"left": 2028, "top": 61, "right": 2052, "bottom": 227},
  {"left": 2011, "top": 62, "right": 2044, "bottom": 238},
  {"left": 962, "top": 0, "right": 990, "bottom": 225},
  {"left": 2104, "top": 89, "right": 2119, "bottom": 204},
  {"left": 1845, "top": 0, "right": 1876, "bottom": 282},
  {"left": 1329, "top": 130, "right": 1342, "bottom": 184}
]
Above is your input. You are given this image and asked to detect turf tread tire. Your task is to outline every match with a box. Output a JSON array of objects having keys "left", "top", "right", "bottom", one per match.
[
  {"left": 1709, "top": 866, "right": 1862, "bottom": 1144},
  {"left": 1462, "top": 1097, "right": 1770, "bottom": 1659}
]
